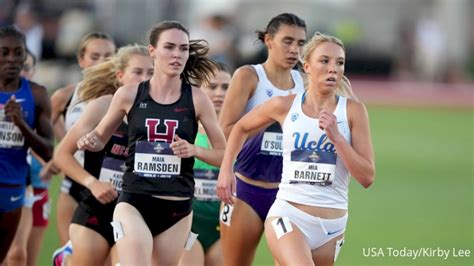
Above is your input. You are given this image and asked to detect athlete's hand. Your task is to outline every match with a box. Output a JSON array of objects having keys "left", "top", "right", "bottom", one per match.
[
  {"left": 171, "top": 135, "right": 196, "bottom": 158},
  {"left": 40, "top": 160, "right": 61, "bottom": 181},
  {"left": 77, "top": 130, "right": 105, "bottom": 152},
  {"left": 217, "top": 169, "right": 236, "bottom": 205},
  {"left": 318, "top": 109, "right": 343, "bottom": 143},
  {"left": 4, "top": 95, "right": 25, "bottom": 126},
  {"left": 85, "top": 178, "right": 118, "bottom": 204}
]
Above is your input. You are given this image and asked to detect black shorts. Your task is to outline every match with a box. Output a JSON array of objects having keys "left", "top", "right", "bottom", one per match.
[
  {"left": 60, "top": 176, "right": 86, "bottom": 203},
  {"left": 117, "top": 192, "right": 192, "bottom": 237},
  {"left": 71, "top": 190, "right": 116, "bottom": 247}
]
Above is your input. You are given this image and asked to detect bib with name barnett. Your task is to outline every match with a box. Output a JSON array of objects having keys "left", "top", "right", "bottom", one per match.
[{"left": 288, "top": 149, "right": 337, "bottom": 186}]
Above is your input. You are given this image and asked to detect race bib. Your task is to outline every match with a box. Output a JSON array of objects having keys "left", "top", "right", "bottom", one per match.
[
  {"left": 0, "top": 121, "right": 24, "bottom": 148},
  {"left": 99, "top": 157, "right": 126, "bottom": 191},
  {"left": 133, "top": 141, "right": 181, "bottom": 178},
  {"left": 260, "top": 132, "right": 283, "bottom": 156},
  {"left": 194, "top": 169, "right": 219, "bottom": 201},
  {"left": 288, "top": 150, "right": 337, "bottom": 186}
]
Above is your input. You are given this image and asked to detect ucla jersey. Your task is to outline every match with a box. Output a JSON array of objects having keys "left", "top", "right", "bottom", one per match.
[
  {"left": 234, "top": 64, "right": 305, "bottom": 182},
  {"left": 279, "top": 92, "right": 351, "bottom": 209},
  {"left": 0, "top": 78, "right": 36, "bottom": 184}
]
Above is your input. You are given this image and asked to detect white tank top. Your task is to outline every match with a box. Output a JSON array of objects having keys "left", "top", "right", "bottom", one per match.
[
  {"left": 244, "top": 64, "right": 304, "bottom": 114},
  {"left": 278, "top": 92, "right": 351, "bottom": 209},
  {"left": 65, "top": 83, "right": 87, "bottom": 131},
  {"left": 64, "top": 83, "right": 86, "bottom": 166}
]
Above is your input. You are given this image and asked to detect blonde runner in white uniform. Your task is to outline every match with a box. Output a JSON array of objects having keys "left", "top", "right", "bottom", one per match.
[
  {"left": 218, "top": 32, "right": 374, "bottom": 266},
  {"left": 268, "top": 92, "right": 350, "bottom": 250},
  {"left": 279, "top": 93, "right": 350, "bottom": 209}
]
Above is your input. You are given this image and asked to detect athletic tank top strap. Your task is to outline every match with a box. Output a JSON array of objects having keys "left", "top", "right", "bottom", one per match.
[
  {"left": 65, "top": 83, "right": 86, "bottom": 131},
  {"left": 245, "top": 64, "right": 305, "bottom": 114},
  {"left": 62, "top": 89, "right": 74, "bottom": 118}
]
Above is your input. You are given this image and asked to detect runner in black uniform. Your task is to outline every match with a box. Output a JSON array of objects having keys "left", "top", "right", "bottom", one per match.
[
  {"left": 45, "top": 32, "right": 116, "bottom": 247},
  {"left": 54, "top": 45, "right": 153, "bottom": 265},
  {"left": 78, "top": 21, "right": 226, "bottom": 266}
]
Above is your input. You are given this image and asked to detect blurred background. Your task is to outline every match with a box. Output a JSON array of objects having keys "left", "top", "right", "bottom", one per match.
[
  {"left": 1, "top": 0, "right": 473, "bottom": 90},
  {"left": 2, "top": 0, "right": 472, "bottom": 265}
]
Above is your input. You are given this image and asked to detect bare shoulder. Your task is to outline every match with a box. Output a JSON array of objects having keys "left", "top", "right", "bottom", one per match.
[
  {"left": 347, "top": 98, "right": 369, "bottom": 119},
  {"left": 233, "top": 65, "right": 258, "bottom": 83},
  {"left": 51, "top": 84, "right": 75, "bottom": 102},
  {"left": 191, "top": 85, "right": 211, "bottom": 110},
  {"left": 116, "top": 83, "right": 139, "bottom": 100},
  {"left": 266, "top": 94, "right": 296, "bottom": 113},
  {"left": 84, "top": 94, "right": 113, "bottom": 116},
  {"left": 88, "top": 94, "right": 113, "bottom": 108},
  {"left": 29, "top": 81, "right": 48, "bottom": 102},
  {"left": 29, "top": 81, "right": 48, "bottom": 94}
]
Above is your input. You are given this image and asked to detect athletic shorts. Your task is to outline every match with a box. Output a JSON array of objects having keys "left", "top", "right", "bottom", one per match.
[
  {"left": 236, "top": 177, "right": 278, "bottom": 222},
  {"left": 32, "top": 188, "right": 50, "bottom": 227},
  {"left": 0, "top": 185, "right": 26, "bottom": 212},
  {"left": 267, "top": 198, "right": 347, "bottom": 250},
  {"left": 71, "top": 190, "right": 116, "bottom": 247},
  {"left": 191, "top": 200, "right": 220, "bottom": 251},
  {"left": 60, "top": 176, "right": 85, "bottom": 203},
  {"left": 117, "top": 192, "right": 192, "bottom": 237}
]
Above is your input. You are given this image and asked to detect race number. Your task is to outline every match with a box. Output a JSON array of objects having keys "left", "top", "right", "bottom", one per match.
[
  {"left": 220, "top": 203, "right": 234, "bottom": 226},
  {"left": 111, "top": 221, "right": 124, "bottom": 242},
  {"left": 271, "top": 217, "right": 293, "bottom": 239},
  {"left": 184, "top": 231, "right": 199, "bottom": 251}
]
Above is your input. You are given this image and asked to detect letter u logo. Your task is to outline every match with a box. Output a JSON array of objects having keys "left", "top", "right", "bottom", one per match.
[{"left": 146, "top": 119, "right": 179, "bottom": 143}]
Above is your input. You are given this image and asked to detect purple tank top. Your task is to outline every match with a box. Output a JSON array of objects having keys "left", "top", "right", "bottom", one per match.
[{"left": 234, "top": 122, "right": 282, "bottom": 182}]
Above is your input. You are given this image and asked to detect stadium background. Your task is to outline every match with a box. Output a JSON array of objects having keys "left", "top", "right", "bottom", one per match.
[{"left": 1, "top": 0, "right": 472, "bottom": 265}]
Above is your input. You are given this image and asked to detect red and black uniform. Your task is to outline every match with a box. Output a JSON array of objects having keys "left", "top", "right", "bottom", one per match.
[
  {"left": 118, "top": 80, "right": 197, "bottom": 237},
  {"left": 71, "top": 121, "right": 128, "bottom": 246}
]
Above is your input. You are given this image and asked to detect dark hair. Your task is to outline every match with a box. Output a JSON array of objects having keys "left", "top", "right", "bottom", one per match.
[
  {"left": 26, "top": 49, "right": 36, "bottom": 66},
  {"left": 215, "top": 62, "right": 231, "bottom": 74},
  {"left": 0, "top": 25, "right": 26, "bottom": 48},
  {"left": 77, "top": 32, "right": 115, "bottom": 60},
  {"left": 256, "top": 13, "right": 306, "bottom": 43},
  {"left": 148, "top": 21, "right": 217, "bottom": 86}
]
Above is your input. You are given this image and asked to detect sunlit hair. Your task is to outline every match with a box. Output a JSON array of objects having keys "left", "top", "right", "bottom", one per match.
[
  {"left": 302, "top": 32, "right": 355, "bottom": 99},
  {"left": 79, "top": 44, "right": 149, "bottom": 103},
  {"left": 76, "top": 32, "right": 115, "bottom": 61},
  {"left": 148, "top": 21, "right": 217, "bottom": 86}
]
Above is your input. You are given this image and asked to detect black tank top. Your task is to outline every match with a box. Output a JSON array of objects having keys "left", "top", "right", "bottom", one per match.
[
  {"left": 80, "top": 121, "right": 128, "bottom": 206},
  {"left": 83, "top": 121, "right": 129, "bottom": 178},
  {"left": 123, "top": 80, "right": 198, "bottom": 197}
]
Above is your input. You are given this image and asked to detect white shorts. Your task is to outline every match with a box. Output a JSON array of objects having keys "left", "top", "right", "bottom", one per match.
[{"left": 267, "top": 198, "right": 348, "bottom": 250}]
